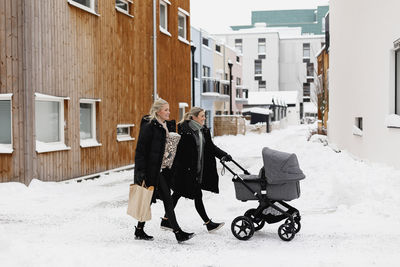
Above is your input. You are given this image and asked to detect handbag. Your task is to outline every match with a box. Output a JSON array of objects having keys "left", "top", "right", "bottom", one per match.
[
  {"left": 127, "top": 181, "right": 154, "bottom": 222},
  {"left": 161, "top": 132, "right": 181, "bottom": 169}
]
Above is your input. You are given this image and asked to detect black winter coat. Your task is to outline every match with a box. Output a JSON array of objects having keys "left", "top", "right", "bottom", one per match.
[
  {"left": 172, "top": 120, "right": 228, "bottom": 199},
  {"left": 134, "top": 116, "right": 176, "bottom": 189}
]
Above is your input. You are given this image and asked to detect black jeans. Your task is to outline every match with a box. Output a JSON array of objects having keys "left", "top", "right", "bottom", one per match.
[
  {"left": 138, "top": 171, "right": 180, "bottom": 232},
  {"left": 170, "top": 191, "right": 210, "bottom": 223}
]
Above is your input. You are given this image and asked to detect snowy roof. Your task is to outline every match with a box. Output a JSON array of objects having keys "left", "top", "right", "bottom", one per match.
[
  {"left": 247, "top": 91, "right": 299, "bottom": 105},
  {"left": 242, "top": 107, "right": 272, "bottom": 115}
]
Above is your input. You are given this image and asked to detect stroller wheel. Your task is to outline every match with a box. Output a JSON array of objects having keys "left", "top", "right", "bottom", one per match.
[
  {"left": 244, "top": 209, "right": 265, "bottom": 231},
  {"left": 285, "top": 218, "right": 301, "bottom": 233},
  {"left": 278, "top": 223, "right": 296, "bottom": 241},
  {"left": 231, "top": 216, "right": 255, "bottom": 241}
]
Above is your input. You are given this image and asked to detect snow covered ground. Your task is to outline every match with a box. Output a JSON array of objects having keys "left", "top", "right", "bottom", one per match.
[{"left": 1, "top": 125, "right": 400, "bottom": 266}]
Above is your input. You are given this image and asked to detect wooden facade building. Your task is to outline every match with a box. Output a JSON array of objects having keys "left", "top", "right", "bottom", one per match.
[
  {"left": 0, "top": 0, "right": 191, "bottom": 184},
  {"left": 316, "top": 12, "right": 329, "bottom": 135}
]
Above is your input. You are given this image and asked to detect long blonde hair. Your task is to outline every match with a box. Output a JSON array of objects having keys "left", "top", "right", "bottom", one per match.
[
  {"left": 148, "top": 98, "right": 169, "bottom": 121},
  {"left": 179, "top": 107, "right": 204, "bottom": 124}
]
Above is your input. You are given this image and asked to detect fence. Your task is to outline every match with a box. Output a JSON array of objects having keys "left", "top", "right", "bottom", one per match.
[{"left": 213, "top": 115, "right": 246, "bottom": 136}]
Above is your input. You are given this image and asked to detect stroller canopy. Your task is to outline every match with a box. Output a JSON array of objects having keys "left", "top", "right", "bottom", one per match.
[{"left": 262, "top": 147, "right": 305, "bottom": 184}]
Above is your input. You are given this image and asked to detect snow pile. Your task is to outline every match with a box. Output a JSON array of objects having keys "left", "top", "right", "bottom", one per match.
[
  {"left": 1, "top": 125, "right": 400, "bottom": 266},
  {"left": 308, "top": 134, "right": 328, "bottom": 145}
]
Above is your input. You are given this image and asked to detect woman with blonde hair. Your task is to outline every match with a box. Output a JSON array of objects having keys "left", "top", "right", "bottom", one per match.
[
  {"left": 161, "top": 107, "right": 232, "bottom": 233},
  {"left": 134, "top": 98, "right": 194, "bottom": 242}
]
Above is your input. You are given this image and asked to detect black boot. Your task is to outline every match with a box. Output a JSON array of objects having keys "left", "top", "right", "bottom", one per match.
[
  {"left": 134, "top": 227, "right": 154, "bottom": 241},
  {"left": 205, "top": 220, "right": 225, "bottom": 233},
  {"left": 174, "top": 229, "right": 195, "bottom": 243},
  {"left": 160, "top": 217, "right": 173, "bottom": 231}
]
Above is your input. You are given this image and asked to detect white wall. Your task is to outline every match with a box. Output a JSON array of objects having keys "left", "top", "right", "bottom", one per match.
[
  {"left": 287, "top": 106, "right": 300, "bottom": 125},
  {"left": 279, "top": 37, "right": 324, "bottom": 103},
  {"left": 329, "top": 0, "right": 400, "bottom": 168}
]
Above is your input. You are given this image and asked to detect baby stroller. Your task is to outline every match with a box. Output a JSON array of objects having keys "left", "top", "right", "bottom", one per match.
[{"left": 221, "top": 147, "right": 306, "bottom": 241}]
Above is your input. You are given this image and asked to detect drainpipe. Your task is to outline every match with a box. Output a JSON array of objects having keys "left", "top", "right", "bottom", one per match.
[
  {"left": 190, "top": 43, "right": 197, "bottom": 107},
  {"left": 153, "top": 0, "right": 157, "bottom": 100},
  {"left": 199, "top": 30, "right": 202, "bottom": 107}
]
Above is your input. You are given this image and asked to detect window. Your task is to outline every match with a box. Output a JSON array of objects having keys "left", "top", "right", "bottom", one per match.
[
  {"left": 307, "top": 63, "right": 314, "bottom": 77},
  {"left": 236, "top": 77, "right": 241, "bottom": 86},
  {"left": 255, "top": 59, "right": 262, "bottom": 75},
  {"left": 36, "top": 101, "right": 60, "bottom": 143},
  {"left": 236, "top": 56, "right": 240, "bottom": 63},
  {"left": 68, "top": 0, "right": 97, "bottom": 14},
  {"left": 117, "top": 124, "right": 135, "bottom": 142},
  {"left": 235, "top": 39, "right": 242, "bottom": 53},
  {"left": 203, "top": 65, "right": 210, "bottom": 77},
  {"left": 80, "top": 99, "right": 101, "bottom": 147},
  {"left": 224, "top": 73, "right": 228, "bottom": 80},
  {"left": 35, "top": 93, "right": 70, "bottom": 153},
  {"left": 115, "top": 0, "right": 133, "bottom": 17},
  {"left": 259, "top": 80, "right": 266, "bottom": 90},
  {"left": 202, "top": 79, "right": 213, "bottom": 93},
  {"left": 353, "top": 117, "right": 363, "bottom": 136},
  {"left": 396, "top": 50, "right": 400, "bottom": 115},
  {"left": 179, "top": 102, "right": 188, "bottom": 121},
  {"left": 214, "top": 81, "right": 220, "bottom": 93},
  {"left": 221, "top": 84, "right": 229, "bottom": 95},
  {"left": 303, "top": 83, "right": 311, "bottom": 97},
  {"left": 71, "top": 0, "right": 94, "bottom": 8},
  {"left": 258, "top": 38, "right": 266, "bottom": 54},
  {"left": 194, "top": 62, "right": 199, "bottom": 79},
  {"left": 205, "top": 110, "right": 212, "bottom": 129},
  {"left": 202, "top": 37, "right": 209, "bottom": 47},
  {"left": 178, "top": 11, "right": 187, "bottom": 40},
  {"left": 159, "top": 1, "right": 168, "bottom": 32},
  {"left": 303, "top": 43, "right": 310, "bottom": 58},
  {"left": 0, "top": 94, "right": 12, "bottom": 153},
  {"left": 215, "top": 44, "right": 221, "bottom": 53}
]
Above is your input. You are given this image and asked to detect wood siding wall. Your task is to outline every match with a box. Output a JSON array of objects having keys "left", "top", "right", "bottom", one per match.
[
  {"left": 317, "top": 49, "right": 329, "bottom": 132},
  {"left": 0, "top": 0, "right": 190, "bottom": 184},
  {"left": 157, "top": 0, "right": 191, "bottom": 119},
  {"left": 0, "top": 0, "right": 24, "bottom": 183}
]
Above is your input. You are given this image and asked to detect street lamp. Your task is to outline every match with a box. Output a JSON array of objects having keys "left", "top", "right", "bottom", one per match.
[
  {"left": 190, "top": 43, "right": 197, "bottom": 107},
  {"left": 227, "top": 59, "right": 233, "bottom": 115}
]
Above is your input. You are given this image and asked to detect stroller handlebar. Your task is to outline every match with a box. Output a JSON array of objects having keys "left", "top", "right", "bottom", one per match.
[{"left": 220, "top": 158, "right": 250, "bottom": 175}]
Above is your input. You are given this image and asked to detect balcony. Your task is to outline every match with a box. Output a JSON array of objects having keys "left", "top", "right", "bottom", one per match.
[{"left": 201, "top": 77, "right": 229, "bottom": 101}]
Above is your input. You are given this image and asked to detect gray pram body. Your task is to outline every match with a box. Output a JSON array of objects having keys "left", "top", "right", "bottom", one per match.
[
  {"left": 223, "top": 147, "right": 305, "bottom": 241},
  {"left": 234, "top": 147, "right": 305, "bottom": 201}
]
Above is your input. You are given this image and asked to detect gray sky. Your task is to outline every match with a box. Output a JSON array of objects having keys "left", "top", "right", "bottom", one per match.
[{"left": 190, "top": 0, "right": 329, "bottom": 33}]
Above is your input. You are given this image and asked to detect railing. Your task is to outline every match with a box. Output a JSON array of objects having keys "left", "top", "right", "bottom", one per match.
[
  {"left": 202, "top": 78, "right": 218, "bottom": 93},
  {"left": 220, "top": 84, "right": 230, "bottom": 95},
  {"left": 202, "top": 78, "right": 231, "bottom": 96}
]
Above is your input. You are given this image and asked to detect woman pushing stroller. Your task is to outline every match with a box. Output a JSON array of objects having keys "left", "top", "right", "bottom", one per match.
[{"left": 161, "top": 107, "right": 232, "bottom": 233}]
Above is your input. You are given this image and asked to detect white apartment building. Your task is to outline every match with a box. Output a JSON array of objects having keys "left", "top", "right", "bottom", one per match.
[
  {"left": 214, "top": 24, "right": 324, "bottom": 118},
  {"left": 329, "top": 0, "right": 400, "bottom": 169}
]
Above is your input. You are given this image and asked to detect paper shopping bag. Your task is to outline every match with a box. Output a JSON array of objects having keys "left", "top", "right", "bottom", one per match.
[{"left": 127, "top": 182, "right": 154, "bottom": 221}]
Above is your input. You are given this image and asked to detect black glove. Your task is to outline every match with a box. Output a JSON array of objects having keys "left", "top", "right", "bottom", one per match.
[
  {"left": 223, "top": 154, "right": 232, "bottom": 162},
  {"left": 134, "top": 172, "right": 146, "bottom": 185}
]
